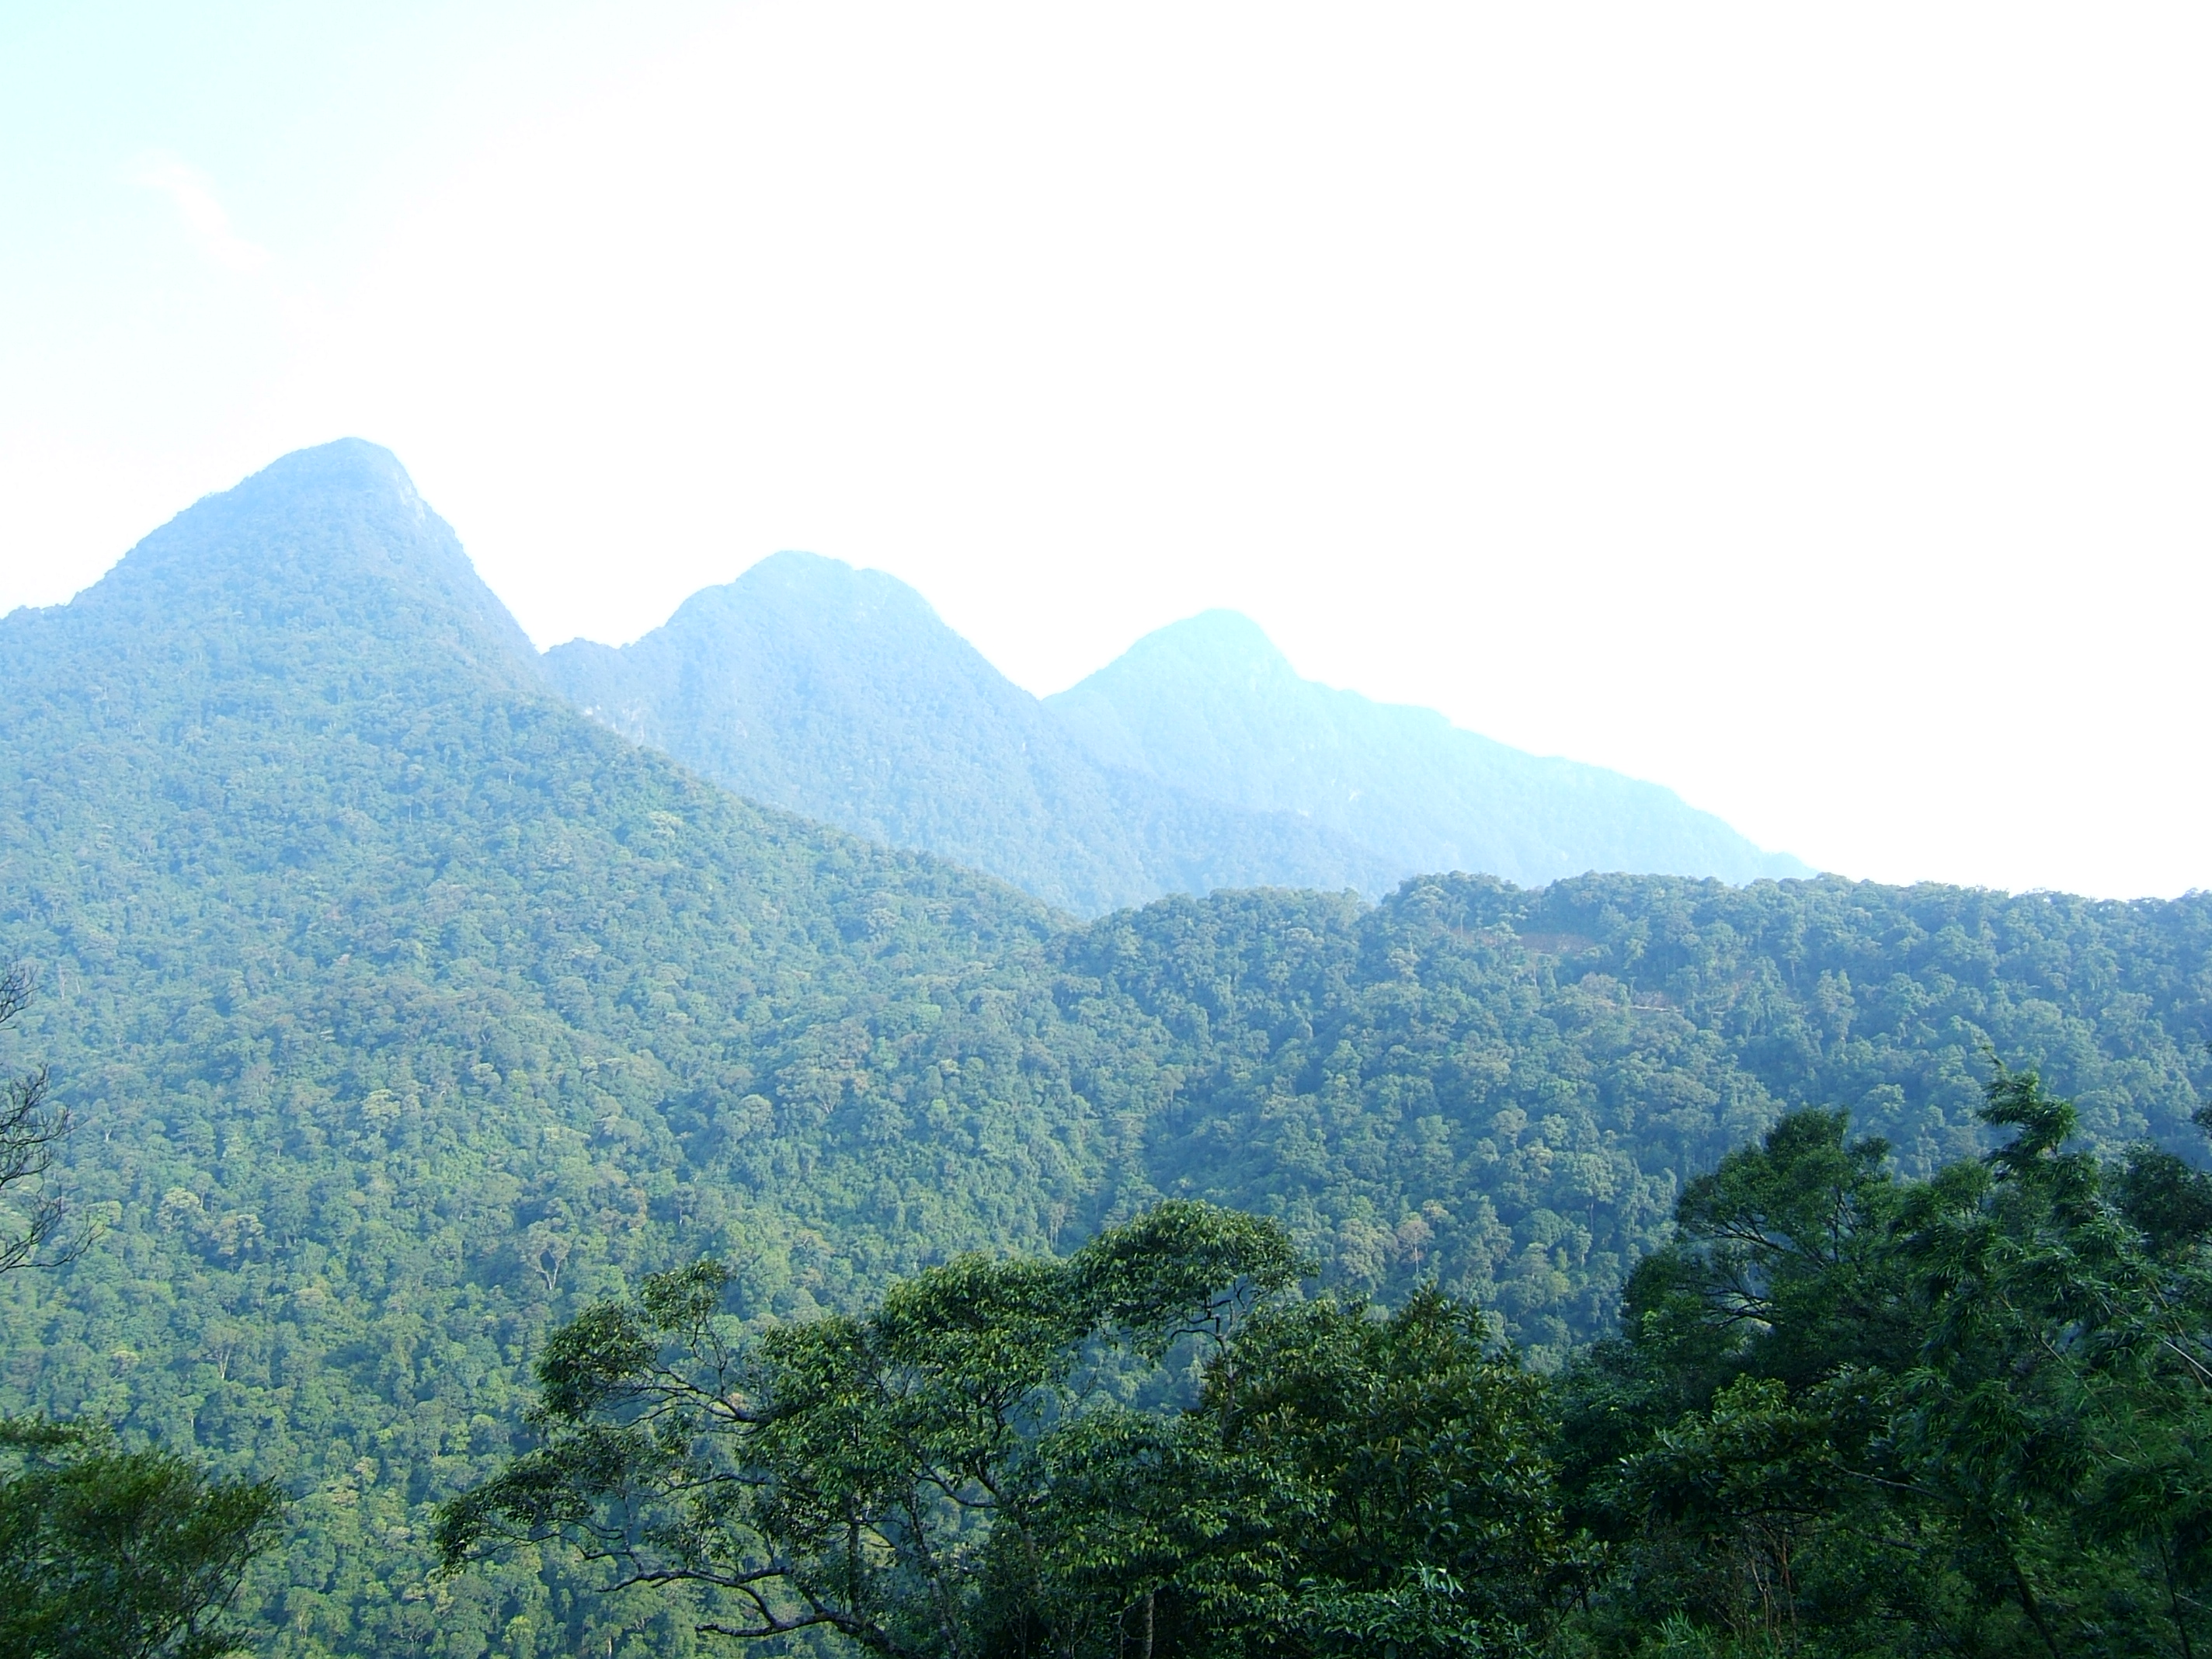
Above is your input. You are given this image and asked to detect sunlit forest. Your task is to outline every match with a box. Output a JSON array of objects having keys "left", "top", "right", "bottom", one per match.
[{"left": 5, "top": 443, "right": 2210, "bottom": 1656}]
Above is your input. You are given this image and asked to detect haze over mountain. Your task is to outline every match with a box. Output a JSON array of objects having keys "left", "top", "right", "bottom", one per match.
[
  {"left": 4, "top": 440, "right": 2209, "bottom": 1655},
  {"left": 542, "top": 553, "right": 1395, "bottom": 914},
  {"left": 1049, "top": 609, "right": 1810, "bottom": 889},
  {"left": 546, "top": 555, "right": 1804, "bottom": 913}
]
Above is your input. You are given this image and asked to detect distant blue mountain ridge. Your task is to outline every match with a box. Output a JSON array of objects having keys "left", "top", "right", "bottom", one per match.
[
  {"left": 544, "top": 553, "right": 1808, "bottom": 914},
  {"left": 542, "top": 554, "right": 1393, "bottom": 916}
]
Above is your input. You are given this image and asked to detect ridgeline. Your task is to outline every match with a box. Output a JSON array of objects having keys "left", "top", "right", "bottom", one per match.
[{"left": 1, "top": 442, "right": 2205, "bottom": 1654}]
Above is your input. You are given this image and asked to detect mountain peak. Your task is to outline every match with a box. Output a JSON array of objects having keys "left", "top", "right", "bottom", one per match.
[
  {"left": 600, "top": 553, "right": 948, "bottom": 652},
  {"left": 1108, "top": 609, "right": 1298, "bottom": 687},
  {"left": 741, "top": 548, "right": 864, "bottom": 586},
  {"left": 741, "top": 549, "right": 938, "bottom": 615},
  {"left": 138, "top": 439, "right": 430, "bottom": 576},
  {"left": 30, "top": 438, "right": 540, "bottom": 699},
  {"left": 1050, "top": 609, "right": 1810, "bottom": 887},
  {"left": 238, "top": 435, "right": 420, "bottom": 499},
  {"left": 542, "top": 574, "right": 1396, "bottom": 914}
]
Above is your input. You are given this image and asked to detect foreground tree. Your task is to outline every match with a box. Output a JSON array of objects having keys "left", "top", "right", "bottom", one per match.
[
  {"left": 0, "top": 964, "right": 283, "bottom": 1659},
  {"left": 445, "top": 1067, "right": 2212, "bottom": 1657},
  {"left": 439, "top": 1200, "right": 1574, "bottom": 1656},
  {"left": 1007, "top": 1287, "right": 1570, "bottom": 1657},
  {"left": 0, "top": 961, "right": 70, "bottom": 1274},
  {"left": 0, "top": 1420, "right": 282, "bottom": 1659},
  {"left": 1565, "top": 1070, "right": 2212, "bottom": 1657},
  {"left": 438, "top": 1202, "right": 1305, "bottom": 1653}
]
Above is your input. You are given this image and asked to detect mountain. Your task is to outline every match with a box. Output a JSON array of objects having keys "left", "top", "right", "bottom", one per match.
[
  {"left": 548, "top": 563, "right": 1805, "bottom": 913},
  {"left": 0, "top": 442, "right": 1132, "bottom": 1654},
  {"left": 544, "top": 552, "right": 1396, "bottom": 915},
  {"left": 1048, "top": 608, "right": 1810, "bottom": 889},
  {"left": 2, "top": 441, "right": 2208, "bottom": 1656}
]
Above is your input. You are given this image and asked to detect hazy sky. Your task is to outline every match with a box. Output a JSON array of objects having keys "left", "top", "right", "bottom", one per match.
[{"left": 3, "top": 4, "right": 2207, "bottom": 899}]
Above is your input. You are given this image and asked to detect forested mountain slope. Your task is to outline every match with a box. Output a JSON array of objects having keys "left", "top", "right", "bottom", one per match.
[
  {"left": 1, "top": 442, "right": 2207, "bottom": 1656},
  {"left": 0, "top": 443, "right": 1146, "bottom": 1654},
  {"left": 1097, "top": 873, "right": 2212, "bottom": 1351},
  {"left": 544, "top": 554, "right": 1394, "bottom": 914},
  {"left": 1048, "top": 608, "right": 1810, "bottom": 887},
  {"left": 543, "top": 557, "right": 1805, "bottom": 913}
]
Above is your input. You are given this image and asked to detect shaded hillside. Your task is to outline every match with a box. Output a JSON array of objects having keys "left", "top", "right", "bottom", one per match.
[
  {"left": 544, "top": 554, "right": 1395, "bottom": 914},
  {"left": 1, "top": 443, "right": 2207, "bottom": 1656},
  {"left": 1049, "top": 608, "right": 1809, "bottom": 887}
]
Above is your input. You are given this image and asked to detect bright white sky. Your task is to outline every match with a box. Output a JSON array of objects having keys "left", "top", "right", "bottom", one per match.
[{"left": 2, "top": 3, "right": 2207, "bottom": 898}]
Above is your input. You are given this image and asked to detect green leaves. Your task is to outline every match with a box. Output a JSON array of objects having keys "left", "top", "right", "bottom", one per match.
[
  {"left": 1067, "top": 1199, "right": 1312, "bottom": 1361},
  {"left": 439, "top": 1202, "right": 1317, "bottom": 1654},
  {"left": 439, "top": 1200, "right": 1582, "bottom": 1656},
  {"left": 1573, "top": 1068, "right": 2212, "bottom": 1657},
  {"left": 439, "top": 1065, "right": 2212, "bottom": 1658},
  {"left": 1191, "top": 1290, "right": 1569, "bottom": 1655},
  {"left": 0, "top": 1417, "right": 283, "bottom": 1659},
  {"left": 534, "top": 1303, "right": 665, "bottom": 1422}
]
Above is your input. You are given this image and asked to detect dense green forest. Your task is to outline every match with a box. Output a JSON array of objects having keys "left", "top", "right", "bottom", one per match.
[
  {"left": 1087, "top": 871, "right": 2212, "bottom": 1354},
  {"left": 2, "top": 441, "right": 2208, "bottom": 1654},
  {"left": 441, "top": 1076, "right": 2212, "bottom": 1657}
]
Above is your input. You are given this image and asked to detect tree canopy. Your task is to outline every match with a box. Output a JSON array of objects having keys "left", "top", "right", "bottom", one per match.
[
  {"left": 0, "top": 969, "right": 282, "bottom": 1658},
  {"left": 4, "top": 442, "right": 2210, "bottom": 1653},
  {"left": 447, "top": 1073, "right": 2212, "bottom": 1657}
]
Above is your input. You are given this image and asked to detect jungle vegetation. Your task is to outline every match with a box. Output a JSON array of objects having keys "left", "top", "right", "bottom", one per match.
[
  {"left": 1, "top": 964, "right": 282, "bottom": 1657},
  {"left": 0, "top": 440, "right": 2207, "bottom": 1654},
  {"left": 441, "top": 1072, "right": 2212, "bottom": 1658}
]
